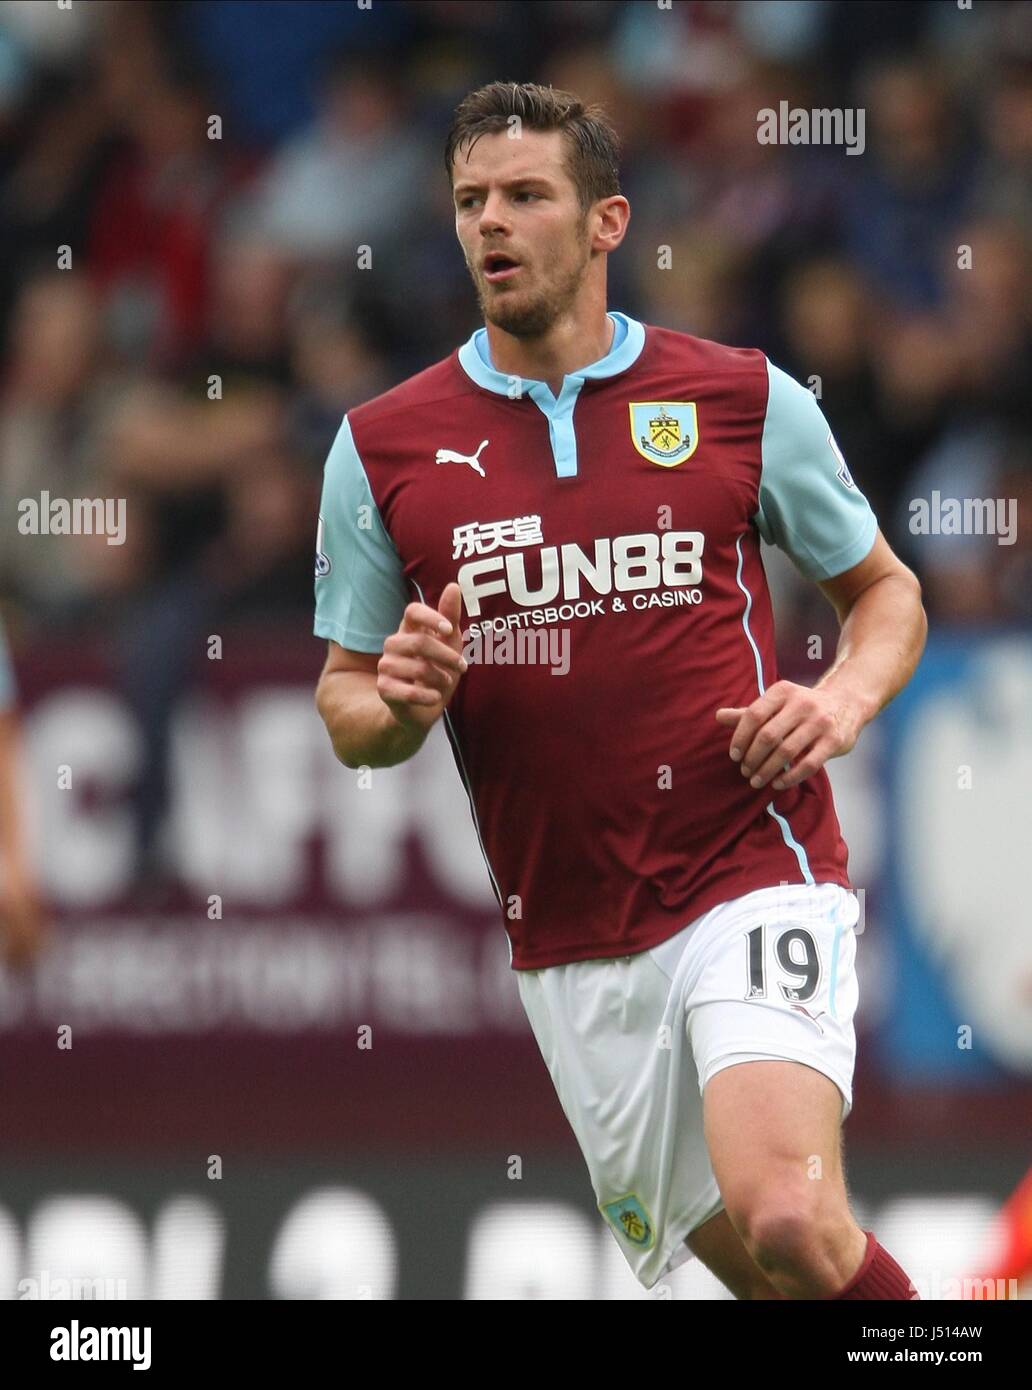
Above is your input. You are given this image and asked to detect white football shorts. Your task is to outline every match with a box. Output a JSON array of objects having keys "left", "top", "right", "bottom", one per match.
[{"left": 515, "top": 880, "right": 861, "bottom": 1291}]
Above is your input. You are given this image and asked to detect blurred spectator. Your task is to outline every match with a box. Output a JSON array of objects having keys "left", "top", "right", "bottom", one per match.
[
  {"left": 838, "top": 58, "right": 976, "bottom": 308},
  {"left": 0, "top": 269, "right": 118, "bottom": 627},
  {"left": 941, "top": 217, "right": 1031, "bottom": 428},
  {"left": 192, "top": 230, "right": 297, "bottom": 389},
  {"left": 895, "top": 423, "right": 1030, "bottom": 624},
  {"left": 249, "top": 50, "right": 430, "bottom": 259},
  {"left": 973, "top": 63, "right": 1032, "bottom": 227},
  {"left": 285, "top": 272, "right": 396, "bottom": 464},
  {"left": 777, "top": 259, "right": 893, "bottom": 520},
  {"left": 181, "top": 0, "right": 412, "bottom": 148},
  {"left": 85, "top": 16, "right": 255, "bottom": 371}
]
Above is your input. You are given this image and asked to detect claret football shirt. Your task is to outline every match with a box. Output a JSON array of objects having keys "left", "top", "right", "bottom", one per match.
[{"left": 314, "top": 311, "right": 877, "bottom": 969}]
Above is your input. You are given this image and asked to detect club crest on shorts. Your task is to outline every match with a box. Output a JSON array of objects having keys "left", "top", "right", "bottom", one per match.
[
  {"left": 629, "top": 402, "right": 699, "bottom": 467},
  {"left": 601, "top": 1193, "right": 655, "bottom": 1248}
]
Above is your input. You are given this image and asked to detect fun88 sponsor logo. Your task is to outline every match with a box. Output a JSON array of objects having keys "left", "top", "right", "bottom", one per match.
[{"left": 457, "top": 531, "right": 704, "bottom": 617}]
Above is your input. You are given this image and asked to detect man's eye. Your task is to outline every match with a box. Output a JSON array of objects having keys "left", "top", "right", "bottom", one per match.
[{"left": 515, "top": 191, "right": 539, "bottom": 201}]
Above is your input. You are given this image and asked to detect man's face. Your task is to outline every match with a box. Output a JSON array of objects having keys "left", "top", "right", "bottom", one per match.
[{"left": 451, "top": 128, "right": 593, "bottom": 337}]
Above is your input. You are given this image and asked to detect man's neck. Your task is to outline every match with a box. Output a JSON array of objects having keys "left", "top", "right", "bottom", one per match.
[{"left": 483, "top": 311, "right": 615, "bottom": 399}]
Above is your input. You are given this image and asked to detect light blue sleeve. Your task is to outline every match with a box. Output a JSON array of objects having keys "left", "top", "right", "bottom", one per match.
[
  {"left": 755, "top": 359, "right": 878, "bottom": 580},
  {"left": 313, "top": 415, "right": 410, "bottom": 653},
  {"left": 0, "top": 621, "right": 15, "bottom": 710}
]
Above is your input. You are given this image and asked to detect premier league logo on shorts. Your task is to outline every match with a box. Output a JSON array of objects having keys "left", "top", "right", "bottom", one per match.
[
  {"left": 601, "top": 1193, "right": 655, "bottom": 1248},
  {"left": 629, "top": 402, "right": 699, "bottom": 467}
]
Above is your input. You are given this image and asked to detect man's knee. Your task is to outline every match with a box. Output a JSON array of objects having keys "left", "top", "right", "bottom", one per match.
[
  {"left": 743, "top": 1200, "right": 821, "bottom": 1272},
  {"left": 729, "top": 1184, "right": 843, "bottom": 1278}
]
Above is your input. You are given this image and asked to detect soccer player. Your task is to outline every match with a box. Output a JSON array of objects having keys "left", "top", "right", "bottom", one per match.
[
  {"left": 0, "top": 619, "right": 46, "bottom": 967},
  {"left": 313, "top": 82, "right": 927, "bottom": 1300}
]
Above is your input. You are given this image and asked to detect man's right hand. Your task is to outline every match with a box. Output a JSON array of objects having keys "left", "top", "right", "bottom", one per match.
[{"left": 376, "top": 582, "right": 467, "bottom": 735}]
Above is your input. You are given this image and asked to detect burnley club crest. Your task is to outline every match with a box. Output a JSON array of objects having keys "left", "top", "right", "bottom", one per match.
[{"left": 629, "top": 402, "right": 699, "bottom": 467}]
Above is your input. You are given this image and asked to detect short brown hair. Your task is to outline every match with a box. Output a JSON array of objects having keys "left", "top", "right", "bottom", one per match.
[{"left": 444, "top": 80, "right": 621, "bottom": 212}]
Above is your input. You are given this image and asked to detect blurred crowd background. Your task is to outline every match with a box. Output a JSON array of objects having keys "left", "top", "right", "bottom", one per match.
[{"left": 1, "top": 0, "right": 1029, "bottom": 634}]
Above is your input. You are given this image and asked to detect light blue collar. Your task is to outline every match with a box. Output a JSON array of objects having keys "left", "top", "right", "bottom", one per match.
[{"left": 457, "top": 311, "right": 645, "bottom": 403}]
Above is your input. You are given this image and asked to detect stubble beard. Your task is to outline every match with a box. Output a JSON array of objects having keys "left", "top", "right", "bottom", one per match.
[{"left": 472, "top": 225, "right": 592, "bottom": 340}]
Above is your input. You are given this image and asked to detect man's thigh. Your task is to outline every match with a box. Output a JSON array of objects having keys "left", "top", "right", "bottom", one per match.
[
  {"left": 684, "top": 1057, "right": 850, "bottom": 1297},
  {"left": 702, "top": 1057, "right": 850, "bottom": 1224}
]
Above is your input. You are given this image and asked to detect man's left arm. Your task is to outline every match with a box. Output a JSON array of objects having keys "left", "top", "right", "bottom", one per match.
[
  {"left": 716, "top": 357, "right": 927, "bottom": 790},
  {"left": 716, "top": 530, "right": 927, "bottom": 789}
]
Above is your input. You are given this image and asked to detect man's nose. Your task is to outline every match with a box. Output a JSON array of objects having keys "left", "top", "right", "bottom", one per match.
[{"left": 478, "top": 192, "right": 510, "bottom": 232}]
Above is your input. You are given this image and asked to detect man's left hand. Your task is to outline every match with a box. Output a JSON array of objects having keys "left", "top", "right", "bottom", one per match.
[{"left": 715, "top": 680, "right": 863, "bottom": 791}]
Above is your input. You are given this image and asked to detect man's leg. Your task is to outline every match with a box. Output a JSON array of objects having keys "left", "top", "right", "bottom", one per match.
[
  {"left": 702, "top": 1058, "right": 868, "bottom": 1298},
  {"left": 684, "top": 1208, "right": 785, "bottom": 1299}
]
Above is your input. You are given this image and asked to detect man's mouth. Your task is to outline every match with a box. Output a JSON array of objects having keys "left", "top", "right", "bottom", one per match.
[{"left": 482, "top": 252, "right": 522, "bottom": 283}]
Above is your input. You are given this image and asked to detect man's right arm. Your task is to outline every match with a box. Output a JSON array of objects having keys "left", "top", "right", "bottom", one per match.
[
  {"left": 316, "top": 645, "right": 420, "bottom": 770},
  {"left": 315, "top": 586, "right": 467, "bottom": 769},
  {"left": 312, "top": 414, "right": 468, "bottom": 767}
]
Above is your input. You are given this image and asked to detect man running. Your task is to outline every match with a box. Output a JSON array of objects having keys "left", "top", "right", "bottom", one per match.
[{"left": 313, "top": 81, "right": 926, "bottom": 1300}]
